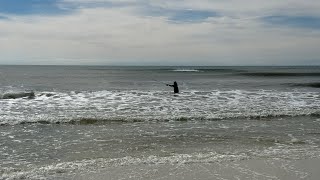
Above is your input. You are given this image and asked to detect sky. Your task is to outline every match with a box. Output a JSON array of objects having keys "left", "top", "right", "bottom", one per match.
[{"left": 0, "top": 0, "right": 320, "bottom": 66}]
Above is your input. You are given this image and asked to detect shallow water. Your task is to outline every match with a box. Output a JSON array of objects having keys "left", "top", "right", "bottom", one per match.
[{"left": 1, "top": 116, "right": 320, "bottom": 179}]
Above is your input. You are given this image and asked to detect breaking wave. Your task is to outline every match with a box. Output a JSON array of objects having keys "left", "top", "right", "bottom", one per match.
[
  {"left": 1, "top": 89, "right": 320, "bottom": 125},
  {"left": 0, "top": 92, "right": 35, "bottom": 99},
  {"left": 1, "top": 112, "right": 319, "bottom": 126}
]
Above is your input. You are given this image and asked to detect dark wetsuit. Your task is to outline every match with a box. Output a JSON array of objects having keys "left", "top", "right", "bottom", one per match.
[{"left": 167, "top": 81, "right": 179, "bottom": 93}]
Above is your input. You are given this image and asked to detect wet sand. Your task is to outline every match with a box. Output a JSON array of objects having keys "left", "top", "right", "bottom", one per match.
[{"left": 72, "top": 158, "right": 320, "bottom": 180}]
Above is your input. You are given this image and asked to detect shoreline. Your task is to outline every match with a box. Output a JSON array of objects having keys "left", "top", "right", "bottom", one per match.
[{"left": 71, "top": 158, "right": 320, "bottom": 180}]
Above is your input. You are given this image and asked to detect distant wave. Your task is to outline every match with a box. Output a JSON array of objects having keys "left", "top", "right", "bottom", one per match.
[
  {"left": 0, "top": 91, "right": 35, "bottom": 99},
  {"left": 240, "top": 72, "right": 320, "bottom": 77},
  {"left": 172, "top": 69, "right": 200, "bottom": 72},
  {"left": 201, "top": 69, "right": 247, "bottom": 73},
  {"left": 286, "top": 82, "right": 320, "bottom": 88},
  {"left": 171, "top": 68, "right": 245, "bottom": 73}
]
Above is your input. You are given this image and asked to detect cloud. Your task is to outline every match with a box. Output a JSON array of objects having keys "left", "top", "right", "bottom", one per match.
[
  {"left": 0, "top": 15, "right": 9, "bottom": 20},
  {"left": 262, "top": 16, "right": 320, "bottom": 29},
  {"left": 62, "top": 0, "right": 220, "bottom": 23},
  {"left": 0, "top": 0, "right": 319, "bottom": 65},
  {"left": 140, "top": 8, "right": 219, "bottom": 23}
]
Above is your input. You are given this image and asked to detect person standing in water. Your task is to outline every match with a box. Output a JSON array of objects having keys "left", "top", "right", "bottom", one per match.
[{"left": 166, "top": 81, "right": 179, "bottom": 93}]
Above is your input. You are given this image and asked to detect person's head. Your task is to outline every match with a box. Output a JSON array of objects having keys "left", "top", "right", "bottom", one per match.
[{"left": 174, "top": 81, "right": 177, "bottom": 85}]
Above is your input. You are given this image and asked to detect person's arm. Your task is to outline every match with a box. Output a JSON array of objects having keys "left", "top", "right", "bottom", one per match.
[{"left": 166, "top": 84, "right": 174, "bottom": 87}]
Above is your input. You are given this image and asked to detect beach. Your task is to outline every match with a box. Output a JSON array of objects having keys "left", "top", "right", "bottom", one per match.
[{"left": 1, "top": 66, "right": 320, "bottom": 179}]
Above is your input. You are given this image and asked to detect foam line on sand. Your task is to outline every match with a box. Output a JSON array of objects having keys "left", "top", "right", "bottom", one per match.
[{"left": 72, "top": 158, "right": 320, "bottom": 180}]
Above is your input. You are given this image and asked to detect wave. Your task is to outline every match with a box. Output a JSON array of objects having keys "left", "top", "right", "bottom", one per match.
[
  {"left": 240, "top": 72, "right": 320, "bottom": 77},
  {"left": 201, "top": 68, "right": 247, "bottom": 73},
  {"left": 0, "top": 91, "right": 35, "bottom": 99},
  {"left": 1, "top": 112, "right": 320, "bottom": 126},
  {"left": 1, "top": 90, "right": 319, "bottom": 125},
  {"left": 286, "top": 82, "right": 320, "bottom": 88},
  {"left": 172, "top": 69, "right": 200, "bottom": 72},
  {"left": 171, "top": 68, "right": 246, "bottom": 73}
]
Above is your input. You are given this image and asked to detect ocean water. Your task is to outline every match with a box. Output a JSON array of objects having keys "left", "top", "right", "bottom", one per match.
[{"left": 0, "top": 65, "right": 320, "bottom": 179}]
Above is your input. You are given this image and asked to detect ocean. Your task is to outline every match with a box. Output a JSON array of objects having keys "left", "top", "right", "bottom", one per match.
[{"left": 0, "top": 65, "right": 320, "bottom": 179}]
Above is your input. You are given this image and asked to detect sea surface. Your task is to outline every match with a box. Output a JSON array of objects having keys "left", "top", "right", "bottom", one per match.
[{"left": 0, "top": 65, "right": 320, "bottom": 179}]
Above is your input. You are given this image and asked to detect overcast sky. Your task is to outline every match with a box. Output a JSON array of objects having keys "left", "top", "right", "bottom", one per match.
[{"left": 0, "top": 0, "right": 319, "bottom": 66}]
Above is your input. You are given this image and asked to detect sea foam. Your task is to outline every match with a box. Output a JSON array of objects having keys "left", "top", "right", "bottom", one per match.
[{"left": 0, "top": 90, "right": 319, "bottom": 125}]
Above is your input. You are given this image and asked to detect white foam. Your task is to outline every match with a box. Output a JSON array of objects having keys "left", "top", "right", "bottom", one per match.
[
  {"left": 0, "top": 152, "right": 249, "bottom": 179},
  {"left": 0, "top": 90, "right": 320, "bottom": 125}
]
